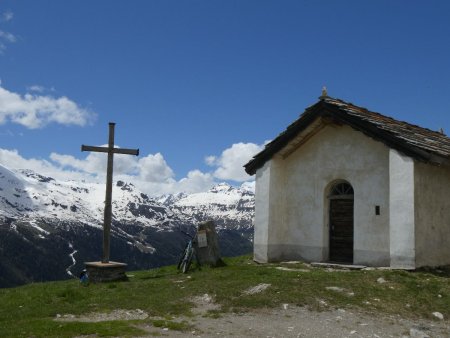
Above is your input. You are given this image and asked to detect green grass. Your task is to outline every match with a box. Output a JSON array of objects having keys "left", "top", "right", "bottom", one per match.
[{"left": 0, "top": 255, "right": 448, "bottom": 337}]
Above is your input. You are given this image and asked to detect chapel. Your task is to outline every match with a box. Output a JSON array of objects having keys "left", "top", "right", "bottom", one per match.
[{"left": 245, "top": 95, "right": 450, "bottom": 268}]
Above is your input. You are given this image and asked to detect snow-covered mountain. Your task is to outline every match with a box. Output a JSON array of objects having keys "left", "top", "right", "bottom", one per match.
[
  {"left": 0, "top": 164, "right": 254, "bottom": 288},
  {"left": 165, "top": 183, "right": 254, "bottom": 230}
]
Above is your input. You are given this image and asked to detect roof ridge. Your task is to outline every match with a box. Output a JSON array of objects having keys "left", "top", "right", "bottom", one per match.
[{"left": 323, "top": 97, "right": 448, "bottom": 138}]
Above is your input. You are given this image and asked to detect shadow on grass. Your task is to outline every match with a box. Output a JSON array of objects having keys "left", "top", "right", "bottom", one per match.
[{"left": 415, "top": 265, "right": 450, "bottom": 278}]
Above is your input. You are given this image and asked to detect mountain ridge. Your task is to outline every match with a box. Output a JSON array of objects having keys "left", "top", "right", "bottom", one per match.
[{"left": 0, "top": 164, "right": 254, "bottom": 288}]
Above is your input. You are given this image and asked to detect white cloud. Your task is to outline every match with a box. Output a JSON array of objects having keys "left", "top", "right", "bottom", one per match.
[
  {"left": 0, "top": 85, "right": 96, "bottom": 128},
  {"left": 51, "top": 148, "right": 174, "bottom": 182},
  {"left": 204, "top": 155, "right": 216, "bottom": 166},
  {"left": 0, "top": 147, "right": 214, "bottom": 196},
  {"left": 178, "top": 170, "right": 215, "bottom": 193},
  {"left": 1, "top": 11, "right": 13, "bottom": 22},
  {"left": 27, "top": 85, "right": 57, "bottom": 93},
  {"left": 206, "top": 142, "right": 264, "bottom": 182},
  {"left": 51, "top": 146, "right": 139, "bottom": 176},
  {"left": 50, "top": 152, "right": 105, "bottom": 175},
  {"left": 0, "top": 11, "right": 15, "bottom": 54},
  {"left": 137, "top": 153, "right": 174, "bottom": 182},
  {"left": 0, "top": 30, "right": 15, "bottom": 54},
  {"left": 27, "top": 85, "right": 45, "bottom": 93},
  {"left": 0, "top": 140, "right": 262, "bottom": 196},
  {"left": 0, "top": 30, "right": 15, "bottom": 42},
  {"left": 0, "top": 148, "right": 51, "bottom": 172},
  {"left": 130, "top": 169, "right": 214, "bottom": 196},
  {"left": 0, "top": 148, "right": 90, "bottom": 182}
]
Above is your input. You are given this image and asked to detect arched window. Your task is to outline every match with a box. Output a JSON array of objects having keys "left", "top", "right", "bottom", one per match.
[{"left": 330, "top": 182, "right": 354, "bottom": 197}]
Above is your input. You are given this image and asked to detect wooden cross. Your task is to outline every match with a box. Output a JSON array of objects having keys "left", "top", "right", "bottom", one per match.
[{"left": 81, "top": 122, "right": 139, "bottom": 263}]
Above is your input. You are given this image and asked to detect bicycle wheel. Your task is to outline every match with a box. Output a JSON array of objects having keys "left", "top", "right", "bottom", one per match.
[
  {"left": 181, "top": 248, "right": 194, "bottom": 273},
  {"left": 177, "top": 245, "right": 189, "bottom": 270}
]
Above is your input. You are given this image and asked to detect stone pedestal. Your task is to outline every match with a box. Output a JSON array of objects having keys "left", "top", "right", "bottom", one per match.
[
  {"left": 85, "top": 261, "right": 128, "bottom": 283},
  {"left": 194, "top": 221, "right": 224, "bottom": 267}
]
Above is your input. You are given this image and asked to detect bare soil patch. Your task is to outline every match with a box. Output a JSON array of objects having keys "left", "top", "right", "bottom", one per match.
[
  {"left": 141, "top": 306, "right": 449, "bottom": 338},
  {"left": 54, "top": 309, "right": 149, "bottom": 322}
]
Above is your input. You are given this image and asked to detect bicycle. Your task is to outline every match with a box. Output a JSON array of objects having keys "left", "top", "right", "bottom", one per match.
[{"left": 177, "top": 230, "right": 199, "bottom": 273}]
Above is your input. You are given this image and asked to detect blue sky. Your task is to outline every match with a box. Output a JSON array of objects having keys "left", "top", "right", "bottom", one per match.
[{"left": 0, "top": 1, "right": 449, "bottom": 195}]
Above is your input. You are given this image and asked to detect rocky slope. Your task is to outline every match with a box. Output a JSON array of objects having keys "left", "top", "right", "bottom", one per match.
[{"left": 0, "top": 165, "right": 254, "bottom": 288}]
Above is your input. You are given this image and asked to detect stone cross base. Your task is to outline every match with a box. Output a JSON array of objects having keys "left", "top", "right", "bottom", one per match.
[{"left": 85, "top": 261, "right": 128, "bottom": 283}]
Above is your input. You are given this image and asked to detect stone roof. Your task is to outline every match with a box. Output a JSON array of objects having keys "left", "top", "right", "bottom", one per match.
[{"left": 245, "top": 96, "right": 450, "bottom": 175}]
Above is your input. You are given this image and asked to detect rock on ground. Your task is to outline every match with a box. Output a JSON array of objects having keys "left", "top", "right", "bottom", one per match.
[
  {"left": 433, "top": 312, "right": 444, "bottom": 320},
  {"left": 242, "top": 283, "right": 271, "bottom": 295}
]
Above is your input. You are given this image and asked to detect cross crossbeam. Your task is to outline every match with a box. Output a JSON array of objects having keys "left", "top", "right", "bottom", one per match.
[
  {"left": 81, "top": 145, "right": 139, "bottom": 156},
  {"left": 81, "top": 122, "right": 139, "bottom": 263}
]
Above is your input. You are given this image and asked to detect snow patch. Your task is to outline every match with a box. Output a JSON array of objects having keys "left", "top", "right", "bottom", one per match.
[
  {"left": 65, "top": 243, "right": 78, "bottom": 278},
  {"left": 29, "top": 220, "right": 50, "bottom": 235}
]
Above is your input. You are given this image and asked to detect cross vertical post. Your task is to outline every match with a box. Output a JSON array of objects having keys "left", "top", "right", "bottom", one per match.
[
  {"left": 103, "top": 122, "right": 115, "bottom": 263},
  {"left": 81, "top": 122, "right": 139, "bottom": 264}
]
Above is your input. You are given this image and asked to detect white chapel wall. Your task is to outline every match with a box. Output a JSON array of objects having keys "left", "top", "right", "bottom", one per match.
[
  {"left": 254, "top": 158, "right": 285, "bottom": 263},
  {"left": 254, "top": 161, "right": 271, "bottom": 262},
  {"left": 277, "top": 124, "right": 390, "bottom": 265},
  {"left": 389, "top": 149, "right": 416, "bottom": 269},
  {"left": 414, "top": 162, "right": 450, "bottom": 267}
]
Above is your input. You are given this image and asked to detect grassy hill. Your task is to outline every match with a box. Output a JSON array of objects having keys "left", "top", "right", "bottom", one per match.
[{"left": 0, "top": 255, "right": 448, "bottom": 337}]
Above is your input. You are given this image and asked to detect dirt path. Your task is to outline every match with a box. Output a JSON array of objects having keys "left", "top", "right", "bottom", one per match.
[
  {"left": 64, "top": 292, "right": 448, "bottom": 337},
  {"left": 139, "top": 306, "right": 449, "bottom": 338}
]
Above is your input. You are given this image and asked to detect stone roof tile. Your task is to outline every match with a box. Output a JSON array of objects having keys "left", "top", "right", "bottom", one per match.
[{"left": 245, "top": 97, "right": 450, "bottom": 175}]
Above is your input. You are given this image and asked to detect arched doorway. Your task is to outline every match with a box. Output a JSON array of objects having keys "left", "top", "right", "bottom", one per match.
[{"left": 328, "top": 182, "right": 354, "bottom": 263}]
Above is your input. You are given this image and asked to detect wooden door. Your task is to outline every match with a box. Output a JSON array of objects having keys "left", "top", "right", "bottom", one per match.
[{"left": 329, "top": 199, "right": 354, "bottom": 263}]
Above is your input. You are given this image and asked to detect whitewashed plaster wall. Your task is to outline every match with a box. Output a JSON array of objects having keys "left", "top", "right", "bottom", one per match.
[
  {"left": 259, "top": 124, "right": 391, "bottom": 265},
  {"left": 414, "top": 162, "right": 450, "bottom": 267},
  {"left": 389, "top": 150, "right": 416, "bottom": 269},
  {"left": 254, "top": 161, "right": 271, "bottom": 262},
  {"left": 254, "top": 158, "right": 285, "bottom": 263}
]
